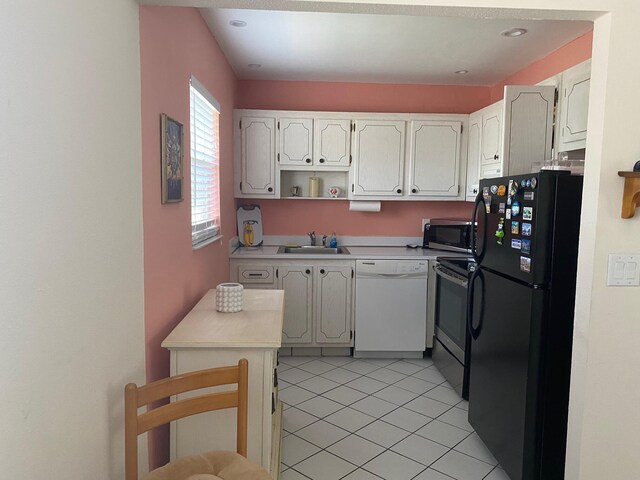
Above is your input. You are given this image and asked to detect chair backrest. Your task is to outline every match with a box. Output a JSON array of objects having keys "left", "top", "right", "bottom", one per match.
[{"left": 124, "top": 359, "right": 249, "bottom": 480}]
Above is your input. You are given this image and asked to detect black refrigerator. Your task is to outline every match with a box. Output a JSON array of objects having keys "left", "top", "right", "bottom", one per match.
[{"left": 467, "top": 170, "right": 583, "bottom": 480}]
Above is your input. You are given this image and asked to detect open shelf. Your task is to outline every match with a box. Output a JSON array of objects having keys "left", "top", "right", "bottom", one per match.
[{"left": 280, "top": 170, "right": 349, "bottom": 200}]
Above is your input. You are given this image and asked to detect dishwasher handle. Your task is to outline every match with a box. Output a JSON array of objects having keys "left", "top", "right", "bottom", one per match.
[
  {"left": 357, "top": 272, "right": 426, "bottom": 279},
  {"left": 434, "top": 264, "right": 468, "bottom": 288}
]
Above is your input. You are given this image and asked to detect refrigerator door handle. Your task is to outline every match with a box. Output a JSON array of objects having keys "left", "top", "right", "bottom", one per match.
[
  {"left": 471, "top": 192, "right": 486, "bottom": 263},
  {"left": 467, "top": 269, "right": 484, "bottom": 340}
]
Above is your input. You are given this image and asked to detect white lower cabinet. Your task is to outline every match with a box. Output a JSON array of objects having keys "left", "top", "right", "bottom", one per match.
[
  {"left": 315, "top": 266, "right": 353, "bottom": 344},
  {"left": 231, "top": 260, "right": 354, "bottom": 348},
  {"left": 277, "top": 266, "right": 314, "bottom": 344}
]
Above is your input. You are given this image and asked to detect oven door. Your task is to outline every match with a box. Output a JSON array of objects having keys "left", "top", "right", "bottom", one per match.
[{"left": 434, "top": 264, "right": 469, "bottom": 364}]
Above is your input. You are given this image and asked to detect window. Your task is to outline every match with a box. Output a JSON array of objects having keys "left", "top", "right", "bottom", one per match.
[{"left": 190, "top": 76, "right": 221, "bottom": 248}]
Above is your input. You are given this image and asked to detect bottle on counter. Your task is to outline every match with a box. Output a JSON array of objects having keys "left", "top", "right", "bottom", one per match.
[{"left": 329, "top": 232, "right": 337, "bottom": 248}]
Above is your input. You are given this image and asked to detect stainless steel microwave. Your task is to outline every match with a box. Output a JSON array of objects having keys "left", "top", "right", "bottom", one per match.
[{"left": 423, "top": 219, "right": 475, "bottom": 253}]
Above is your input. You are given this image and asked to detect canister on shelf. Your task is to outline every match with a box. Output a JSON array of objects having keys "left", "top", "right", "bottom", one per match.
[{"left": 309, "top": 176, "right": 320, "bottom": 197}]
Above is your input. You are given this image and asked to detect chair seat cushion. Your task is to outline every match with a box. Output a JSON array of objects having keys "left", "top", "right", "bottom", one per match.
[{"left": 144, "top": 451, "right": 272, "bottom": 480}]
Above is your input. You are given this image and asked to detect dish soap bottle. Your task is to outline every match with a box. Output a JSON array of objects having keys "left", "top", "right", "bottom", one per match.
[{"left": 329, "top": 232, "right": 338, "bottom": 248}]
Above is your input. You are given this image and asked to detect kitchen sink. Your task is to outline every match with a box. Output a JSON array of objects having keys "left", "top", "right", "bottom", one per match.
[{"left": 277, "top": 246, "right": 350, "bottom": 255}]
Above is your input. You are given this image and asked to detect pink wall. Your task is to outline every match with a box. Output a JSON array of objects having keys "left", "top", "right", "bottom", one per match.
[
  {"left": 490, "top": 31, "right": 593, "bottom": 102},
  {"left": 139, "top": 6, "right": 237, "bottom": 469},
  {"left": 237, "top": 81, "right": 491, "bottom": 114},
  {"left": 241, "top": 199, "right": 473, "bottom": 237}
]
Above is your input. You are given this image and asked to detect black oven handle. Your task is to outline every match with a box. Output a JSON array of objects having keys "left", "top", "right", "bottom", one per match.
[
  {"left": 471, "top": 192, "right": 486, "bottom": 263},
  {"left": 467, "top": 268, "right": 484, "bottom": 340},
  {"left": 434, "top": 264, "right": 468, "bottom": 288}
]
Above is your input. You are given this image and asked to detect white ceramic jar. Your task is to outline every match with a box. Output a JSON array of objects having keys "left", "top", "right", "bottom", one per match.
[{"left": 215, "top": 283, "right": 244, "bottom": 313}]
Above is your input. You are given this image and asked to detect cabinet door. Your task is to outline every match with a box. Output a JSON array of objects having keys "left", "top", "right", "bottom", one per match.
[
  {"left": 353, "top": 120, "right": 406, "bottom": 197},
  {"left": 558, "top": 62, "right": 590, "bottom": 151},
  {"left": 279, "top": 118, "right": 313, "bottom": 166},
  {"left": 277, "top": 266, "right": 313, "bottom": 344},
  {"left": 315, "top": 266, "right": 352, "bottom": 344},
  {"left": 466, "top": 111, "right": 482, "bottom": 200},
  {"left": 480, "top": 101, "right": 504, "bottom": 176},
  {"left": 407, "top": 120, "right": 462, "bottom": 197},
  {"left": 241, "top": 116, "right": 276, "bottom": 195},
  {"left": 502, "top": 86, "right": 555, "bottom": 175},
  {"left": 314, "top": 119, "right": 352, "bottom": 168}
]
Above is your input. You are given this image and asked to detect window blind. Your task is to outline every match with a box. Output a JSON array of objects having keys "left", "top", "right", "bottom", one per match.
[{"left": 190, "top": 78, "right": 221, "bottom": 247}]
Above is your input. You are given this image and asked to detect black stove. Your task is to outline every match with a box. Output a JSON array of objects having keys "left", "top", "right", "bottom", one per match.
[{"left": 432, "top": 255, "right": 475, "bottom": 399}]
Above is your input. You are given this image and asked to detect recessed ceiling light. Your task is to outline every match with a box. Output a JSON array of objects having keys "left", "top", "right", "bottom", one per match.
[
  {"left": 229, "top": 20, "right": 247, "bottom": 27},
  {"left": 501, "top": 28, "right": 528, "bottom": 37},
  {"left": 455, "top": 70, "right": 469, "bottom": 75},
  {"left": 247, "top": 63, "right": 262, "bottom": 69}
]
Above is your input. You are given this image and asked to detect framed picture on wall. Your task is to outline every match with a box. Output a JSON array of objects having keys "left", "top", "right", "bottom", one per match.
[{"left": 160, "top": 113, "right": 184, "bottom": 203}]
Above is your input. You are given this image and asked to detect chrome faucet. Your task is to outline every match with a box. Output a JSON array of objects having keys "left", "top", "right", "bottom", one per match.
[
  {"left": 307, "top": 231, "right": 316, "bottom": 246},
  {"left": 322, "top": 235, "right": 328, "bottom": 247}
]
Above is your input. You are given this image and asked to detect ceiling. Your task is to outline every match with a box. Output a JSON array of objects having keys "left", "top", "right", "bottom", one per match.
[{"left": 200, "top": 8, "right": 592, "bottom": 86}]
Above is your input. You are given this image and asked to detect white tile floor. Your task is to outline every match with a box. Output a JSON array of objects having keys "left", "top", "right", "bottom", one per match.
[{"left": 279, "top": 356, "right": 510, "bottom": 480}]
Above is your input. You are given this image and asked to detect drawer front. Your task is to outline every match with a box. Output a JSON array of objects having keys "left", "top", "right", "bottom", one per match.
[{"left": 238, "top": 265, "right": 275, "bottom": 284}]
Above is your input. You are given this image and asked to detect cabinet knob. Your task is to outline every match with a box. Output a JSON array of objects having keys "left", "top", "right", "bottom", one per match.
[
  {"left": 396, "top": 189, "right": 402, "bottom": 194},
  {"left": 411, "top": 188, "right": 417, "bottom": 194},
  {"left": 320, "top": 269, "right": 325, "bottom": 274},
  {"left": 319, "top": 158, "right": 325, "bottom": 163},
  {"left": 494, "top": 154, "right": 499, "bottom": 160},
  {"left": 267, "top": 187, "right": 273, "bottom": 192},
  {"left": 305, "top": 269, "right": 311, "bottom": 274},
  {"left": 305, "top": 158, "right": 311, "bottom": 164}
]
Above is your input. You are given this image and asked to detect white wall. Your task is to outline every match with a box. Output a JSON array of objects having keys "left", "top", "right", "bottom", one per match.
[{"left": 0, "top": 0, "right": 146, "bottom": 478}]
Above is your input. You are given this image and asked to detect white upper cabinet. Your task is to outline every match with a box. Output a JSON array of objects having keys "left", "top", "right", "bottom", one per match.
[
  {"left": 239, "top": 116, "right": 277, "bottom": 196},
  {"left": 481, "top": 102, "right": 503, "bottom": 169},
  {"left": 407, "top": 120, "right": 462, "bottom": 197},
  {"left": 558, "top": 60, "right": 591, "bottom": 152},
  {"left": 352, "top": 119, "right": 406, "bottom": 197},
  {"left": 314, "top": 119, "right": 352, "bottom": 168},
  {"left": 466, "top": 111, "right": 482, "bottom": 200},
  {"left": 479, "top": 101, "right": 504, "bottom": 180},
  {"left": 279, "top": 118, "right": 313, "bottom": 166},
  {"left": 501, "top": 85, "right": 555, "bottom": 175}
]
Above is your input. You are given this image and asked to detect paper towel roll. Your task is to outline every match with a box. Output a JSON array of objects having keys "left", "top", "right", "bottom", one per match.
[{"left": 349, "top": 201, "right": 381, "bottom": 212}]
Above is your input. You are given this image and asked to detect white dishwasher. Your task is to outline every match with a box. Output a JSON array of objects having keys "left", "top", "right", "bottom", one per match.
[{"left": 354, "top": 259, "right": 428, "bottom": 357}]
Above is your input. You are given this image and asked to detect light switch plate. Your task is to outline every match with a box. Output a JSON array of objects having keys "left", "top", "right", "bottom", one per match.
[{"left": 607, "top": 254, "right": 640, "bottom": 286}]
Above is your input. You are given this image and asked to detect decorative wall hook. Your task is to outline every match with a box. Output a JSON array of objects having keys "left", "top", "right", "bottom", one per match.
[{"left": 618, "top": 171, "right": 640, "bottom": 218}]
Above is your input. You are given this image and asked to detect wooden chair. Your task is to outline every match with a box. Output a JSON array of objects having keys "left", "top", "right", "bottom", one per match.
[{"left": 125, "top": 359, "right": 271, "bottom": 480}]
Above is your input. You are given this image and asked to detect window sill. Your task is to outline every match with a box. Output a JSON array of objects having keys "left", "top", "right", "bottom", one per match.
[{"left": 192, "top": 234, "right": 223, "bottom": 251}]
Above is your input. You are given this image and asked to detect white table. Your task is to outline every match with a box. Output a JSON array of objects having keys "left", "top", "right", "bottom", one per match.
[{"left": 162, "top": 289, "right": 284, "bottom": 478}]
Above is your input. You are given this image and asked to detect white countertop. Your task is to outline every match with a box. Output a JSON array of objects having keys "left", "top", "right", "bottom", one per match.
[
  {"left": 229, "top": 245, "right": 468, "bottom": 260},
  {"left": 162, "top": 289, "right": 284, "bottom": 349}
]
